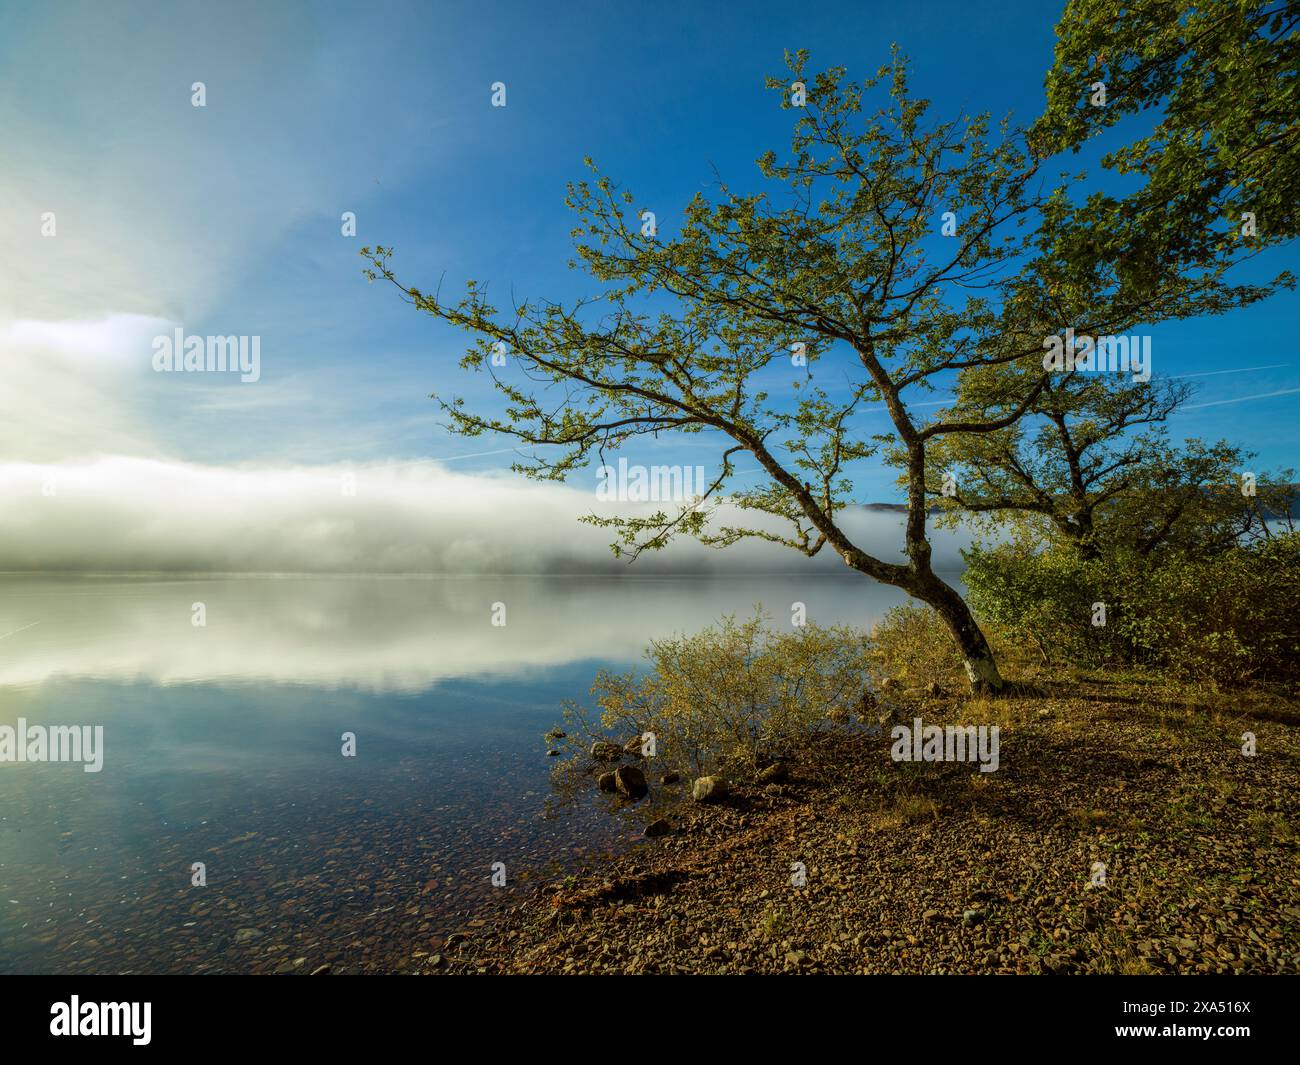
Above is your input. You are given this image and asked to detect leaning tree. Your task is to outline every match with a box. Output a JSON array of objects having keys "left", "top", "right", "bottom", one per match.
[{"left": 361, "top": 46, "right": 1284, "bottom": 693}]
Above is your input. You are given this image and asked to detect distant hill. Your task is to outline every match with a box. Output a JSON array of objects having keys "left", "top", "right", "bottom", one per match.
[{"left": 862, "top": 484, "right": 1300, "bottom": 520}]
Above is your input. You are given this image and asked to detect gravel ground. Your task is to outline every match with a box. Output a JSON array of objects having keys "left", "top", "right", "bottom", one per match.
[{"left": 430, "top": 673, "right": 1300, "bottom": 975}]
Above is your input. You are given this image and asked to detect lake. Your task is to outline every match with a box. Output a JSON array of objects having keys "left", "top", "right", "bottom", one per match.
[{"left": 0, "top": 573, "right": 916, "bottom": 973}]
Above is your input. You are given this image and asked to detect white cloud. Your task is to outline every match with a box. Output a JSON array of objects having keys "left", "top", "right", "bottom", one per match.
[
  {"left": 0, "top": 310, "right": 974, "bottom": 576},
  {"left": 0, "top": 454, "right": 972, "bottom": 575},
  {"left": 0, "top": 312, "right": 170, "bottom": 462}
]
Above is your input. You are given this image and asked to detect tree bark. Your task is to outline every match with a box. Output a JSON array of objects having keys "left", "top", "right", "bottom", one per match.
[
  {"left": 909, "top": 572, "right": 1007, "bottom": 693},
  {"left": 891, "top": 435, "right": 1006, "bottom": 694}
]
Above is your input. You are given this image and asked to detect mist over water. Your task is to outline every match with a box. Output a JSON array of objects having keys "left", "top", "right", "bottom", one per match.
[{"left": 0, "top": 457, "right": 976, "bottom": 575}]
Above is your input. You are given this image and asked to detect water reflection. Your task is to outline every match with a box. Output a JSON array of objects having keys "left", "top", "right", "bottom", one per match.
[
  {"left": 0, "top": 574, "right": 913, "bottom": 973},
  {"left": 0, "top": 573, "right": 912, "bottom": 690}
]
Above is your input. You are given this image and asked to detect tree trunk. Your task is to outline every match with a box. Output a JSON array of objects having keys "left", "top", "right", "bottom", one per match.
[
  {"left": 912, "top": 573, "right": 1006, "bottom": 694},
  {"left": 892, "top": 437, "right": 1006, "bottom": 693}
]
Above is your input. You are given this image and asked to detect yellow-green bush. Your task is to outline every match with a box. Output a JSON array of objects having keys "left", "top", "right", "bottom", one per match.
[
  {"left": 566, "top": 612, "right": 872, "bottom": 778},
  {"left": 963, "top": 533, "right": 1300, "bottom": 685},
  {"left": 867, "top": 603, "right": 966, "bottom": 689}
]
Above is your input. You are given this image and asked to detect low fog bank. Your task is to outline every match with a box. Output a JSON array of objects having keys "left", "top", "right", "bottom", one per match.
[{"left": 0, "top": 456, "right": 977, "bottom": 575}]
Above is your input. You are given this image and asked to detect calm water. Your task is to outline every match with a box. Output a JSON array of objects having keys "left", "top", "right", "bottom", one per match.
[{"left": 0, "top": 573, "right": 911, "bottom": 973}]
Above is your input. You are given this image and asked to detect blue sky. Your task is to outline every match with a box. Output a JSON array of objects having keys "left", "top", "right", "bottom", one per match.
[{"left": 0, "top": 0, "right": 1295, "bottom": 571}]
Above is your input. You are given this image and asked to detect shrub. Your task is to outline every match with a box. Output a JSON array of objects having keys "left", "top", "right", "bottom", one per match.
[
  {"left": 867, "top": 603, "right": 966, "bottom": 689},
  {"left": 1122, "top": 534, "right": 1300, "bottom": 684},
  {"left": 562, "top": 612, "right": 872, "bottom": 779},
  {"left": 962, "top": 539, "right": 1129, "bottom": 667},
  {"left": 963, "top": 532, "right": 1300, "bottom": 684}
]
